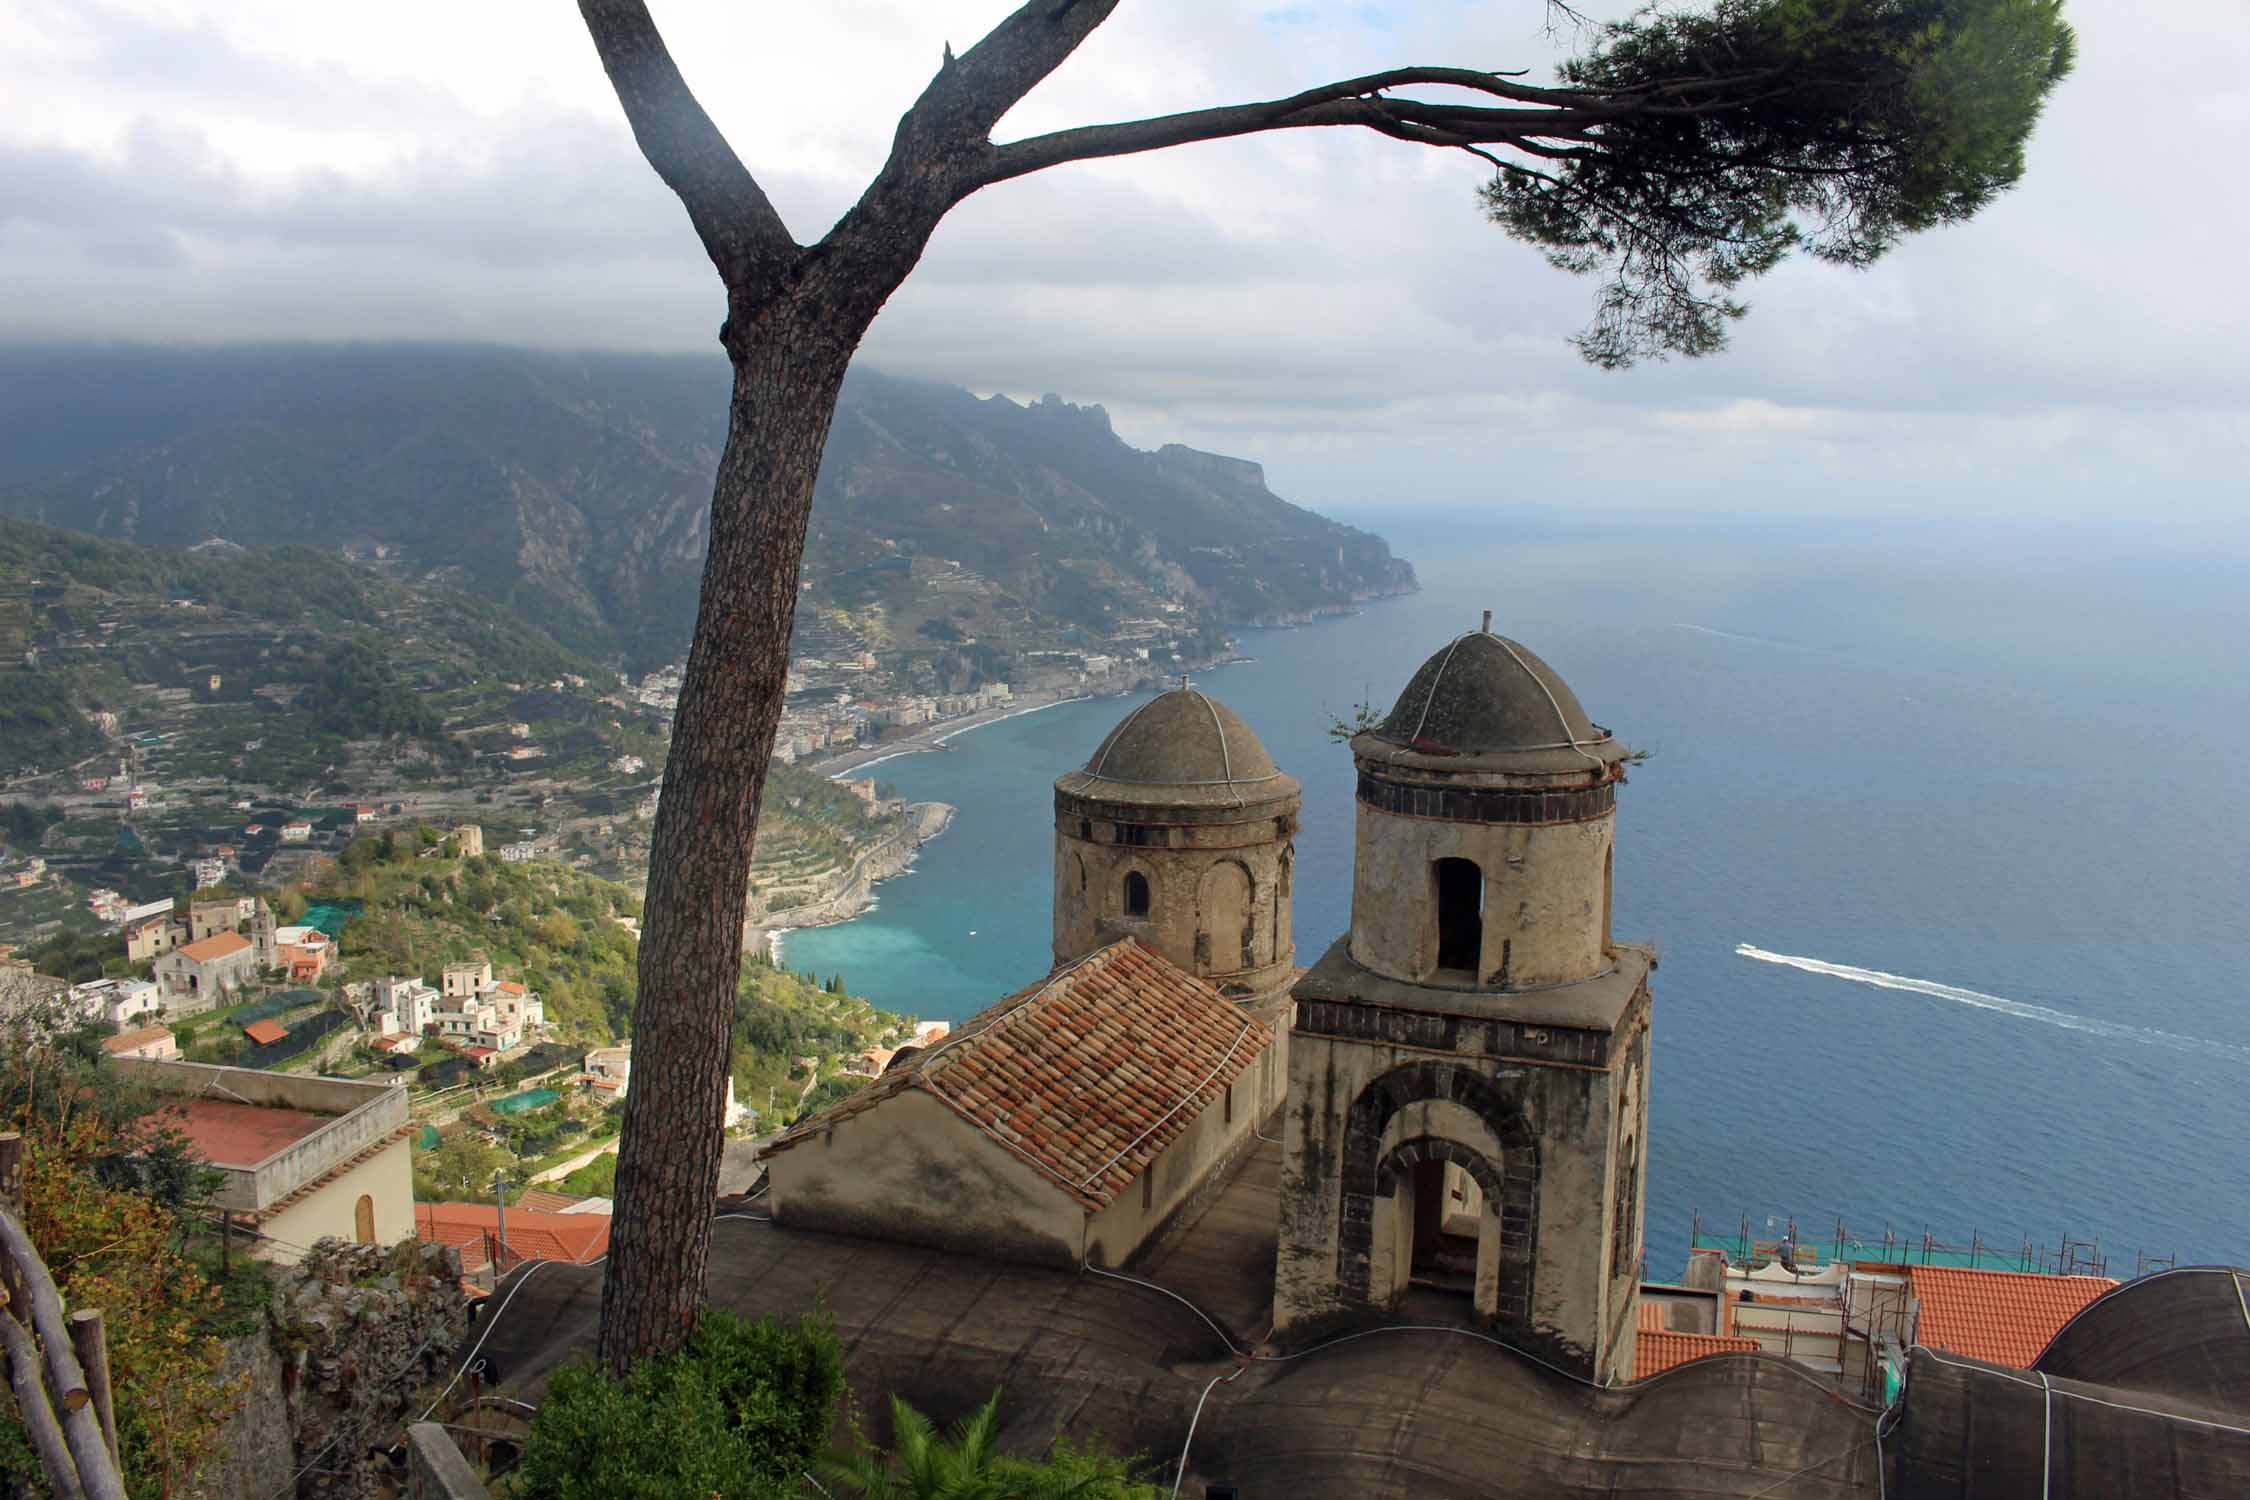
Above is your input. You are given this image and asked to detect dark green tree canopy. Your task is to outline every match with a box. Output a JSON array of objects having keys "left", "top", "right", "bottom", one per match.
[{"left": 1480, "top": 0, "right": 2077, "bottom": 363}]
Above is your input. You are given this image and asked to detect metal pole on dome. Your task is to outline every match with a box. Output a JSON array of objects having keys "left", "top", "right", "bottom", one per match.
[{"left": 1480, "top": 609, "right": 1492, "bottom": 633}]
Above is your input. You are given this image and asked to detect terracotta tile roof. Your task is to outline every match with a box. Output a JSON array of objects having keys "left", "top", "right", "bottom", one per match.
[
  {"left": 102, "top": 1025, "right": 173, "bottom": 1053},
  {"left": 761, "top": 940, "right": 1271, "bottom": 1211},
  {"left": 1634, "top": 1330, "right": 1761, "bottom": 1379},
  {"left": 494, "top": 981, "right": 526, "bottom": 995},
  {"left": 242, "top": 1019, "right": 287, "bottom": 1045},
  {"left": 414, "top": 1202, "right": 610, "bottom": 1268},
  {"left": 1637, "top": 1299, "right": 1667, "bottom": 1331},
  {"left": 177, "top": 932, "right": 251, "bottom": 963},
  {"left": 515, "top": 1189, "right": 584, "bottom": 1214},
  {"left": 1908, "top": 1265, "right": 2118, "bottom": 1368},
  {"left": 169, "top": 1097, "right": 331, "bottom": 1168}
]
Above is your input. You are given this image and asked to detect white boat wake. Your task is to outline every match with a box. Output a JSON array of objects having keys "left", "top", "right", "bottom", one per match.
[{"left": 1735, "top": 945, "right": 2250, "bottom": 1065}]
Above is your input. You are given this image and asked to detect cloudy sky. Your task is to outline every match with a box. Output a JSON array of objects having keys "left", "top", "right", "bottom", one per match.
[{"left": 3, "top": 0, "right": 2244, "bottom": 529}]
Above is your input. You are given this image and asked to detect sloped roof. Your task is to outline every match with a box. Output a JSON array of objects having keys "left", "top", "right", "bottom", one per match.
[
  {"left": 761, "top": 940, "right": 1270, "bottom": 1211},
  {"left": 1634, "top": 1329, "right": 1761, "bottom": 1380},
  {"left": 177, "top": 931, "right": 251, "bottom": 963},
  {"left": 1909, "top": 1265, "right": 2117, "bottom": 1368},
  {"left": 514, "top": 1189, "right": 585, "bottom": 1214},
  {"left": 414, "top": 1201, "right": 609, "bottom": 1267},
  {"left": 242, "top": 1018, "right": 287, "bottom": 1045},
  {"left": 101, "top": 1025, "right": 172, "bottom": 1053}
]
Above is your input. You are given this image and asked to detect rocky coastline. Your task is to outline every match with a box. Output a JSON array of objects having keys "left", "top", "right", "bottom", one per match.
[{"left": 744, "top": 800, "right": 954, "bottom": 957}]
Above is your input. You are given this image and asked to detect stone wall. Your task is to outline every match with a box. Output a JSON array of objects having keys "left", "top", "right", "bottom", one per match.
[
  {"left": 186, "top": 1332, "right": 293, "bottom": 1500},
  {"left": 278, "top": 1239, "right": 470, "bottom": 1498}
]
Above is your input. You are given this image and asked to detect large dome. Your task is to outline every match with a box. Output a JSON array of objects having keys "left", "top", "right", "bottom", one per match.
[
  {"left": 1056, "top": 688, "right": 1294, "bottom": 808},
  {"left": 1371, "top": 629, "right": 1620, "bottom": 767}
]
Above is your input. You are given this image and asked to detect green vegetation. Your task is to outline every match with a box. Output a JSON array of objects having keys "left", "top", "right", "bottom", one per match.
[
  {"left": 513, "top": 1314, "right": 1155, "bottom": 1500},
  {"left": 414, "top": 1130, "right": 511, "bottom": 1203},
  {"left": 558, "top": 1153, "right": 618, "bottom": 1198},
  {"left": 515, "top": 1308, "right": 845, "bottom": 1500},
  {"left": 1484, "top": 0, "right": 2076, "bottom": 366},
  {"left": 294, "top": 638, "right": 442, "bottom": 740},
  {"left": 823, "top": 1392, "right": 1161, "bottom": 1500},
  {"left": 313, "top": 839, "right": 641, "bottom": 1042},
  {"left": 0, "top": 518, "right": 610, "bottom": 769},
  {"left": 0, "top": 1006, "right": 252, "bottom": 1497}
]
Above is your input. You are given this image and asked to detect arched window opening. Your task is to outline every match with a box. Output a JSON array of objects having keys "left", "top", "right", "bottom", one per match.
[
  {"left": 1074, "top": 853, "right": 1086, "bottom": 893},
  {"left": 1123, "top": 870, "right": 1151, "bottom": 918},
  {"left": 1433, "top": 858, "right": 1483, "bottom": 973}
]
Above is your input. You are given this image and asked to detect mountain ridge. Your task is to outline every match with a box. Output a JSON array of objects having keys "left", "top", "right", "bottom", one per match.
[{"left": 0, "top": 344, "right": 1415, "bottom": 671}]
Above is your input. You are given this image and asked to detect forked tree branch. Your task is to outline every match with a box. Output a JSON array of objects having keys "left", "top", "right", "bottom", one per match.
[{"left": 577, "top": 0, "right": 798, "bottom": 286}]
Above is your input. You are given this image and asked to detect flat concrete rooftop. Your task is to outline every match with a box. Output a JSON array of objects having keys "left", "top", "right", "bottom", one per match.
[{"left": 171, "top": 1097, "right": 331, "bottom": 1168}]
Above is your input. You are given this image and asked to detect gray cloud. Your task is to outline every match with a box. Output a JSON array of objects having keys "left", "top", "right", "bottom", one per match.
[{"left": 0, "top": 0, "right": 2243, "bottom": 529}]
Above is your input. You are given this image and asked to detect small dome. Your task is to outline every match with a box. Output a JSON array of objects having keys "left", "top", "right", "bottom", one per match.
[
  {"left": 1056, "top": 688, "right": 1296, "bottom": 810},
  {"left": 1373, "top": 630, "right": 1618, "bottom": 764},
  {"left": 1084, "top": 689, "right": 1279, "bottom": 786}
]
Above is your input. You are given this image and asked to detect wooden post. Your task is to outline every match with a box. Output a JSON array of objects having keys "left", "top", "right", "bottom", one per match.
[
  {"left": 67, "top": 1311, "right": 119, "bottom": 1472},
  {"left": 0, "top": 1131, "right": 22, "bottom": 1311}
]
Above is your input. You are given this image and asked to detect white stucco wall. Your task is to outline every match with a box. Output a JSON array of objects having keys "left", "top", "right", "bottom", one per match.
[{"left": 260, "top": 1138, "right": 415, "bottom": 1264}]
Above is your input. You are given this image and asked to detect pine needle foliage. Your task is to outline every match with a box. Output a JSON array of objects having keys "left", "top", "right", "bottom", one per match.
[{"left": 1482, "top": 0, "right": 2077, "bottom": 364}]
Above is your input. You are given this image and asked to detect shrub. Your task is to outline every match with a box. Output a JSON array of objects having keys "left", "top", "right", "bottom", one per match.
[{"left": 514, "top": 1308, "right": 844, "bottom": 1499}]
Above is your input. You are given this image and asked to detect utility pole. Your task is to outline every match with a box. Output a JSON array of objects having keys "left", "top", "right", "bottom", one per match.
[{"left": 492, "top": 1169, "right": 509, "bottom": 1276}]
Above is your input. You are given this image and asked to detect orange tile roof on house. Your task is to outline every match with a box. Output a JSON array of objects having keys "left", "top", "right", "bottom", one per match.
[
  {"left": 760, "top": 939, "right": 1272, "bottom": 1211},
  {"left": 515, "top": 1189, "right": 585, "bottom": 1214},
  {"left": 1634, "top": 1330, "right": 1761, "bottom": 1380},
  {"left": 242, "top": 1018, "right": 287, "bottom": 1046},
  {"left": 1907, "top": 1265, "right": 2118, "bottom": 1369},
  {"left": 414, "top": 1202, "right": 610, "bottom": 1269},
  {"left": 177, "top": 931, "right": 251, "bottom": 963},
  {"left": 494, "top": 981, "right": 526, "bottom": 995},
  {"left": 102, "top": 1025, "right": 173, "bottom": 1054},
  {"left": 1637, "top": 1300, "right": 1668, "bottom": 1331}
]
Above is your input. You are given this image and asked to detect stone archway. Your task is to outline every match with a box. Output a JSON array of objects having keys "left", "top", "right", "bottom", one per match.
[
  {"left": 1376, "top": 1134, "right": 1505, "bottom": 1301},
  {"left": 1339, "top": 1062, "right": 1539, "bottom": 1329}
]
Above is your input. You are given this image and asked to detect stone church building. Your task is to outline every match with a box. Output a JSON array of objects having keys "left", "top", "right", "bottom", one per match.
[
  {"left": 762, "top": 622, "right": 1649, "bottom": 1379},
  {"left": 507, "top": 620, "right": 2246, "bottom": 1496}
]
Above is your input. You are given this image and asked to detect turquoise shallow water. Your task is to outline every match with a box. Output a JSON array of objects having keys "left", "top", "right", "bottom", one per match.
[{"left": 783, "top": 513, "right": 2250, "bottom": 1280}]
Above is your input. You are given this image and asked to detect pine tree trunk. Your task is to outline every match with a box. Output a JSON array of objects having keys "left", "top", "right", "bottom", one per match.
[{"left": 596, "top": 307, "right": 855, "bottom": 1373}]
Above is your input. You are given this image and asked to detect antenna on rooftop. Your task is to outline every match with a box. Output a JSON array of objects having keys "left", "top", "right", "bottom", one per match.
[{"left": 1480, "top": 609, "right": 1493, "bottom": 634}]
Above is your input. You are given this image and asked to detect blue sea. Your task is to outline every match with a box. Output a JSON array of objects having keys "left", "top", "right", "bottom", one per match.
[{"left": 783, "top": 512, "right": 2250, "bottom": 1280}]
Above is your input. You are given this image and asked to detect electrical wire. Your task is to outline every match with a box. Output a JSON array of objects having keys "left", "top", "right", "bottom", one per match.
[{"left": 1169, "top": 1362, "right": 1247, "bottom": 1500}]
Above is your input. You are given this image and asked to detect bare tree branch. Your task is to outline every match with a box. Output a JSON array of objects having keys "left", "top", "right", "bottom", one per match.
[{"left": 576, "top": 0, "right": 798, "bottom": 286}]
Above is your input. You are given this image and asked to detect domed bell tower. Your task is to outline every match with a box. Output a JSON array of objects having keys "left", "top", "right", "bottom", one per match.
[
  {"left": 1273, "top": 617, "right": 1652, "bottom": 1383},
  {"left": 1053, "top": 685, "right": 1301, "bottom": 1044}
]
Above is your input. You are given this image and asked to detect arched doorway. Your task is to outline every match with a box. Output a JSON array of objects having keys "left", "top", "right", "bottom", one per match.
[
  {"left": 1340, "top": 1062, "right": 1540, "bottom": 1330},
  {"left": 354, "top": 1193, "right": 376, "bottom": 1244},
  {"left": 1122, "top": 870, "right": 1151, "bottom": 917},
  {"left": 1376, "top": 1135, "right": 1505, "bottom": 1307},
  {"left": 1433, "top": 857, "right": 1483, "bottom": 975}
]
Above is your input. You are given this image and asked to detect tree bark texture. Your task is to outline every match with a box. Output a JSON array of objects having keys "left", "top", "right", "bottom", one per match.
[{"left": 595, "top": 312, "right": 863, "bottom": 1373}]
